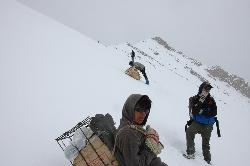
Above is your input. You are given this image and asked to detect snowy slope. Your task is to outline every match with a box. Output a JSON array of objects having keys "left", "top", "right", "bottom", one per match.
[
  {"left": 0, "top": 1, "right": 250, "bottom": 166},
  {"left": 111, "top": 39, "right": 250, "bottom": 166}
]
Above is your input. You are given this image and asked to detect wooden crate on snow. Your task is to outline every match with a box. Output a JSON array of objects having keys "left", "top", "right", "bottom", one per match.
[{"left": 125, "top": 67, "right": 141, "bottom": 80}]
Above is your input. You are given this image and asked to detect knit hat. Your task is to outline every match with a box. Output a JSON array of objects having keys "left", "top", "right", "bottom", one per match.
[{"left": 198, "top": 81, "right": 213, "bottom": 94}]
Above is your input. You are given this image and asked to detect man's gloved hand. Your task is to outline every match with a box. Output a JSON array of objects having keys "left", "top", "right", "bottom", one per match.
[
  {"left": 199, "top": 90, "right": 209, "bottom": 103},
  {"left": 145, "top": 125, "right": 164, "bottom": 155},
  {"left": 198, "top": 108, "right": 204, "bottom": 115}
]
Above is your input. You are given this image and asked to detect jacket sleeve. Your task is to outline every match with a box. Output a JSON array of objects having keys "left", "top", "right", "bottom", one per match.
[
  {"left": 117, "top": 129, "right": 156, "bottom": 166},
  {"left": 189, "top": 96, "right": 203, "bottom": 115}
]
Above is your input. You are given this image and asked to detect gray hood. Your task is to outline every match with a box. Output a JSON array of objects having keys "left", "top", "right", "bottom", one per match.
[{"left": 118, "top": 94, "right": 150, "bottom": 130}]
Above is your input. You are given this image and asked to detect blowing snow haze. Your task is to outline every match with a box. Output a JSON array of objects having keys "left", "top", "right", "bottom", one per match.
[
  {"left": 1, "top": 1, "right": 250, "bottom": 166},
  {"left": 17, "top": 0, "right": 250, "bottom": 83}
]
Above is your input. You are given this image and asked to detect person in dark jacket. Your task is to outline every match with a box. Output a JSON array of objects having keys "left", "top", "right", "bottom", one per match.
[
  {"left": 129, "top": 50, "right": 149, "bottom": 85},
  {"left": 185, "top": 82, "right": 217, "bottom": 164},
  {"left": 114, "top": 94, "right": 167, "bottom": 166}
]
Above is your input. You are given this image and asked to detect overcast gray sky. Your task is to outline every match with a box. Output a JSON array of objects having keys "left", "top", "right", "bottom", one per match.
[{"left": 18, "top": 0, "right": 250, "bottom": 82}]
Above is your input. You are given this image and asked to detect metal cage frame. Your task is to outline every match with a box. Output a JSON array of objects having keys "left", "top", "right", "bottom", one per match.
[{"left": 55, "top": 116, "right": 94, "bottom": 165}]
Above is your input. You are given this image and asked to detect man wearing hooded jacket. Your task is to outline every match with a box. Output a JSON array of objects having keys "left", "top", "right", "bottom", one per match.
[
  {"left": 185, "top": 82, "right": 217, "bottom": 164},
  {"left": 114, "top": 94, "right": 167, "bottom": 166}
]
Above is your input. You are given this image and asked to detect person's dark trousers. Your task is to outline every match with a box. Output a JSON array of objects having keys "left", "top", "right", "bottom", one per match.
[
  {"left": 140, "top": 69, "right": 149, "bottom": 83},
  {"left": 186, "top": 121, "right": 213, "bottom": 163}
]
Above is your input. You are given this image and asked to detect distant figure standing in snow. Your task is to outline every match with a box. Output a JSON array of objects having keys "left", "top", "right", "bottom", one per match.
[
  {"left": 185, "top": 82, "right": 217, "bottom": 164},
  {"left": 113, "top": 94, "right": 167, "bottom": 166},
  {"left": 129, "top": 50, "right": 149, "bottom": 85}
]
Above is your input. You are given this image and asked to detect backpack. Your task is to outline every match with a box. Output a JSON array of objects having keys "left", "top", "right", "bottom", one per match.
[
  {"left": 73, "top": 113, "right": 119, "bottom": 166},
  {"left": 89, "top": 113, "right": 117, "bottom": 151}
]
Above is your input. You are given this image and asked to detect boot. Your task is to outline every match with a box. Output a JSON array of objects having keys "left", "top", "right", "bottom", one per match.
[
  {"left": 205, "top": 159, "right": 211, "bottom": 165},
  {"left": 183, "top": 153, "right": 195, "bottom": 159}
]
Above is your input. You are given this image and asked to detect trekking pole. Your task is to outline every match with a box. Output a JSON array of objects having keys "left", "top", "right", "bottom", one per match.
[
  {"left": 55, "top": 116, "right": 92, "bottom": 166},
  {"left": 215, "top": 117, "right": 221, "bottom": 137}
]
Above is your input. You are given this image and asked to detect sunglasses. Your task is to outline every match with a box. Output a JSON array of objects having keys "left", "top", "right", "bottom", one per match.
[{"left": 203, "top": 86, "right": 211, "bottom": 91}]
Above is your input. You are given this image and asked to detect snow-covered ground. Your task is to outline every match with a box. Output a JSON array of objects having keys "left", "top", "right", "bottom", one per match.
[{"left": 1, "top": 1, "right": 249, "bottom": 166}]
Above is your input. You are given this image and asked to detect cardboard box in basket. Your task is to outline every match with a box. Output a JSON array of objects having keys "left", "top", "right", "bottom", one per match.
[
  {"left": 125, "top": 67, "right": 140, "bottom": 80},
  {"left": 73, "top": 135, "right": 119, "bottom": 166}
]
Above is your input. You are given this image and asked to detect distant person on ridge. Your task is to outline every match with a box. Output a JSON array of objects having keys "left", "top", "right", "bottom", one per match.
[
  {"left": 113, "top": 94, "right": 167, "bottom": 166},
  {"left": 129, "top": 50, "right": 149, "bottom": 85},
  {"left": 184, "top": 82, "right": 217, "bottom": 164}
]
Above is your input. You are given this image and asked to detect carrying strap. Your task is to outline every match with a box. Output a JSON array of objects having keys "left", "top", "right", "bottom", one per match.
[{"left": 128, "top": 124, "right": 147, "bottom": 135}]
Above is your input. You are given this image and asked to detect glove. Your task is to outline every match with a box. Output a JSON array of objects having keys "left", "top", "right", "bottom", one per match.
[
  {"left": 145, "top": 126, "right": 164, "bottom": 155},
  {"left": 199, "top": 90, "right": 209, "bottom": 103},
  {"left": 198, "top": 108, "right": 204, "bottom": 115}
]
